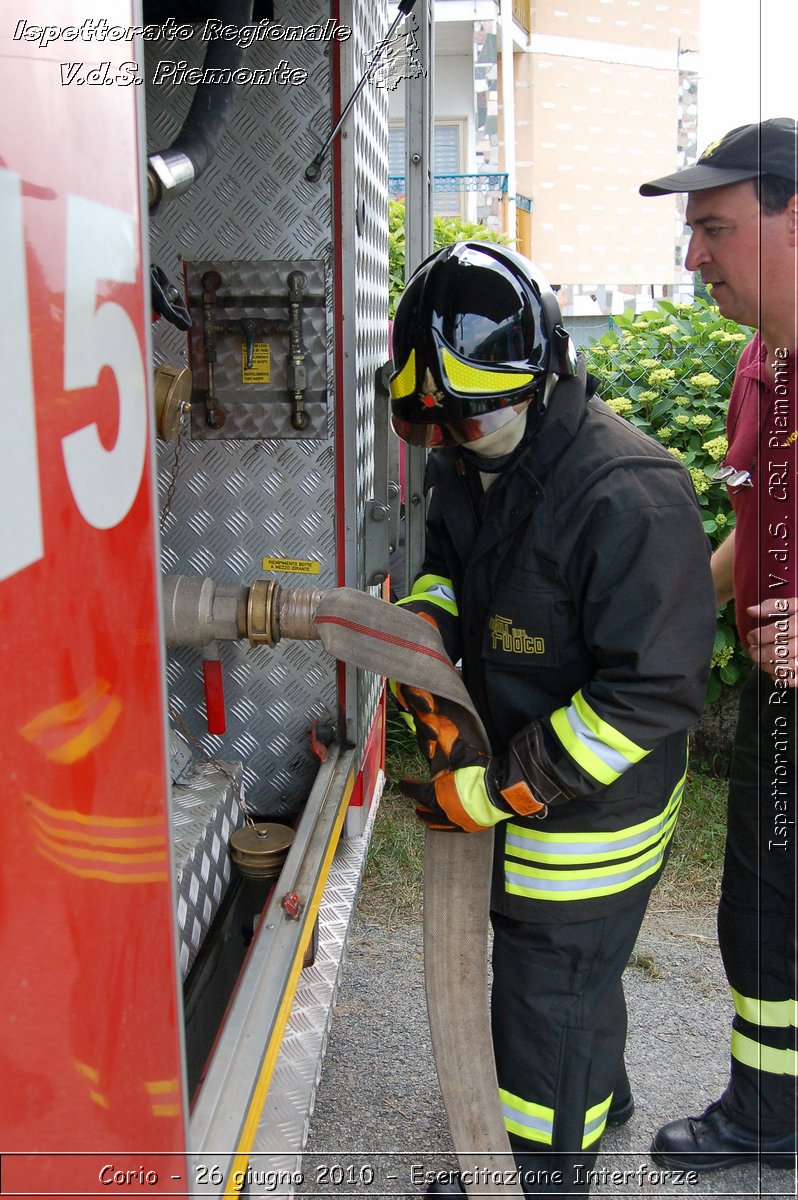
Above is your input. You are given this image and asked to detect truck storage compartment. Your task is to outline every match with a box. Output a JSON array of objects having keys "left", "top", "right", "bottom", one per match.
[{"left": 173, "top": 760, "right": 245, "bottom": 979}]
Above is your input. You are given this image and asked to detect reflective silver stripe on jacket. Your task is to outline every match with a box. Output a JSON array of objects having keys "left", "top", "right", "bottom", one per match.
[{"left": 503, "top": 774, "right": 684, "bottom": 902}]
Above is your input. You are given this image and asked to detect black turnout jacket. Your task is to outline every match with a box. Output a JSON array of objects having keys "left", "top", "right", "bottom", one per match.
[{"left": 404, "top": 368, "right": 717, "bottom": 920}]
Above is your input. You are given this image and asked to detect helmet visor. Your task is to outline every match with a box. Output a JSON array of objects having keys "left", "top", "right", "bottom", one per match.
[
  {"left": 391, "top": 404, "right": 523, "bottom": 448},
  {"left": 389, "top": 343, "right": 540, "bottom": 428}
]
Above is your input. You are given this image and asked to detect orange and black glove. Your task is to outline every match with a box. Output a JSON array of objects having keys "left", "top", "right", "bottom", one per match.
[
  {"left": 389, "top": 681, "right": 441, "bottom": 760},
  {"left": 388, "top": 610, "right": 445, "bottom": 748},
  {"left": 397, "top": 695, "right": 546, "bottom": 832}
]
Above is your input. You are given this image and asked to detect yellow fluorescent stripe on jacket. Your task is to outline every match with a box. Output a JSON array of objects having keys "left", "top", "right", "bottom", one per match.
[
  {"left": 396, "top": 573, "right": 459, "bottom": 617},
  {"left": 731, "top": 990, "right": 798, "bottom": 1029},
  {"left": 504, "top": 836, "right": 671, "bottom": 902},
  {"left": 505, "top": 776, "right": 684, "bottom": 867},
  {"left": 550, "top": 689, "right": 649, "bottom": 786},
  {"left": 731, "top": 1030, "right": 798, "bottom": 1077}
]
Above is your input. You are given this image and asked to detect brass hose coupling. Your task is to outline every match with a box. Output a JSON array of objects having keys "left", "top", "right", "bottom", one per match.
[
  {"left": 162, "top": 574, "right": 324, "bottom": 648},
  {"left": 246, "top": 578, "right": 324, "bottom": 646}
]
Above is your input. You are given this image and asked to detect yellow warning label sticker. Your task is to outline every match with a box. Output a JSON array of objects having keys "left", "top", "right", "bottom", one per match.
[
  {"left": 242, "top": 342, "right": 271, "bottom": 384},
  {"left": 262, "top": 557, "right": 321, "bottom": 575}
]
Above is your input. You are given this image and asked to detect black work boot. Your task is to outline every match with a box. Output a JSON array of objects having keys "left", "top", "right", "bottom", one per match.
[
  {"left": 607, "top": 1091, "right": 635, "bottom": 1127},
  {"left": 651, "top": 1098, "right": 797, "bottom": 1172}
]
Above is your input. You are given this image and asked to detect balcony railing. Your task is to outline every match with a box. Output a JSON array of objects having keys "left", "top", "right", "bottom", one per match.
[
  {"left": 512, "top": 0, "right": 531, "bottom": 34},
  {"left": 389, "top": 173, "right": 509, "bottom": 196}
]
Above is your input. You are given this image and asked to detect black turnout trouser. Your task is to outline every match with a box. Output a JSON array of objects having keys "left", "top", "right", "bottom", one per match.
[
  {"left": 490, "top": 887, "right": 650, "bottom": 1197},
  {"left": 717, "top": 669, "right": 797, "bottom": 1137}
]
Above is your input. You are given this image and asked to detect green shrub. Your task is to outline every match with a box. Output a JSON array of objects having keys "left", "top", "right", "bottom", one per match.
[
  {"left": 388, "top": 200, "right": 408, "bottom": 319},
  {"left": 582, "top": 299, "right": 754, "bottom": 702},
  {"left": 388, "top": 199, "right": 509, "bottom": 317}
]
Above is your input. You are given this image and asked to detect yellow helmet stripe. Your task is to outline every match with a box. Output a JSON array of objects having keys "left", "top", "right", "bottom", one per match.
[
  {"left": 441, "top": 347, "right": 534, "bottom": 395},
  {"left": 389, "top": 348, "right": 416, "bottom": 399}
]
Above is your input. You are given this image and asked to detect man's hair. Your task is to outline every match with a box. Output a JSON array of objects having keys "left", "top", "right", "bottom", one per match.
[{"left": 754, "top": 174, "right": 798, "bottom": 215}]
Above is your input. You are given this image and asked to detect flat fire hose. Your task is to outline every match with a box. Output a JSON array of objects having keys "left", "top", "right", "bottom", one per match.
[{"left": 314, "top": 590, "right": 524, "bottom": 1197}]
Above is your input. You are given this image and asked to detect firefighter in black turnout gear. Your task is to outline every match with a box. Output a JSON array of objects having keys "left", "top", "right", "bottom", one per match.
[{"left": 389, "top": 243, "right": 717, "bottom": 1196}]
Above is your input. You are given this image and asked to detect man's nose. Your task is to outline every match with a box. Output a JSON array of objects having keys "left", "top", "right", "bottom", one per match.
[{"left": 684, "top": 233, "right": 708, "bottom": 273}]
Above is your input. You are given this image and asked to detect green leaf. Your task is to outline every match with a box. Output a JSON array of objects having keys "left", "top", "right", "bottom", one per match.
[{"left": 649, "top": 395, "right": 676, "bottom": 423}]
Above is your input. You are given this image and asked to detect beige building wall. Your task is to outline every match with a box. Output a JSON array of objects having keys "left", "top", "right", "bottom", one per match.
[
  {"left": 532, "top": 0, "right": 696, "bottom": 51},
  {"left": 509, "top": 0, "right": 699, "bottom": 293}
]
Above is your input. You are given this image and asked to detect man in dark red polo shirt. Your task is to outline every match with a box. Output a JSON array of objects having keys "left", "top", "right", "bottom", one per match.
[{"left": 640, "top": 118, "right": 797, "bottom": 1173}]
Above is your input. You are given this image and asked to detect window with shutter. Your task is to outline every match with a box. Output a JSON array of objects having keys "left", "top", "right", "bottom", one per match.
[{"left": 388, "top": 122, "right": 466, "bottom": 217}]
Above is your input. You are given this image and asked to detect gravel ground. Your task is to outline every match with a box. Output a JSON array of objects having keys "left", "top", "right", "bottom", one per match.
[{"left": 296, "top": 900, "right": 796, "bottom": 1200}]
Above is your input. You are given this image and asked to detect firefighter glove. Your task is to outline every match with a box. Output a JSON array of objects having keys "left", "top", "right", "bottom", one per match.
[
  {"left": 388, "top": 611, "right": 442, "bottom": 744},
  {"left": 398, "top": 712, "right": 546, "bottom": 833},
  {"left": 389, "top": 680, "right": 439, "bottom": 753}
]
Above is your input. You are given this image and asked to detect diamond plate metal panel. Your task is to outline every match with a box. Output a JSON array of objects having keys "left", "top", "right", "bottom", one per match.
[
  {"left": 145, "top": 24, "right": 334, "bottom": 275},
  {"left": 184, "top": 259, "right": 328, "bottom": 440},
  {"left": 247, "top": 787, "right": 381, "bottom": 1196},
  {"left": 147, "top": 10, "right": 339, "bottom": 813},
  {"left": 172, "top": 761, "right": 244, "bottom": 979},
  {"left": 145, "top": 0, "right": 337, "bottom": 442},
  {"left": 147, "top": 1, "right": 389, "bottom": 811},
  {"left": 337, "top": 0, "right": 390, "bottom": 745},
  {"left": 158, "top": 437, "right": 338, "bottom": 814}
]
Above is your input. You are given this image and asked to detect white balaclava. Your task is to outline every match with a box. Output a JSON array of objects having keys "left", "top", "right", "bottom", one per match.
[{"left": 467, "top": 373, "right": 558, "bottom": 488}]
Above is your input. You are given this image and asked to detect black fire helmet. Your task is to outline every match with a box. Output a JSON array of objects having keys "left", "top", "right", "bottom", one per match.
[{"left": 389, "top": 241, "right": 564, "bottom": 447}]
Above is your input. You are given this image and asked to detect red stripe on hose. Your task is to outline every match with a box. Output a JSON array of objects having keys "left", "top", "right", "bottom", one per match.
[{"left": 315, "top": 614, "right": 453, "bottom": 671}]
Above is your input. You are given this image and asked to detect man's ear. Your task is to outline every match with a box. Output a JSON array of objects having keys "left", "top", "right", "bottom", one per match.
[{"left": 788, "top": 192, "right": 798, "bottom": 245}]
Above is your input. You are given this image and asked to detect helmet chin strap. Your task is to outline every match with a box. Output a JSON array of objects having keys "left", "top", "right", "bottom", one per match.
[{"left": 542, "top": 370, "right": 560, "bottom": 407}]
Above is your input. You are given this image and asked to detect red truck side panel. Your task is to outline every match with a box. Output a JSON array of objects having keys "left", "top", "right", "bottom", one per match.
[{"left": 0, "top": 5, "right": 186, "bottom": 1193}]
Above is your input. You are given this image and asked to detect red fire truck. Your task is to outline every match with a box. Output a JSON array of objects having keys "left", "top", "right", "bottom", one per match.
[{"left": 1, "top": 2, "right": 428, "bottom": 1195}]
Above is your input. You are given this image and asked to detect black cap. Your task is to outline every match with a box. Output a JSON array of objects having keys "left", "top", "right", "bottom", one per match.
[{"left": 639, "top": 117, "right": 798, "bottom": 197}]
